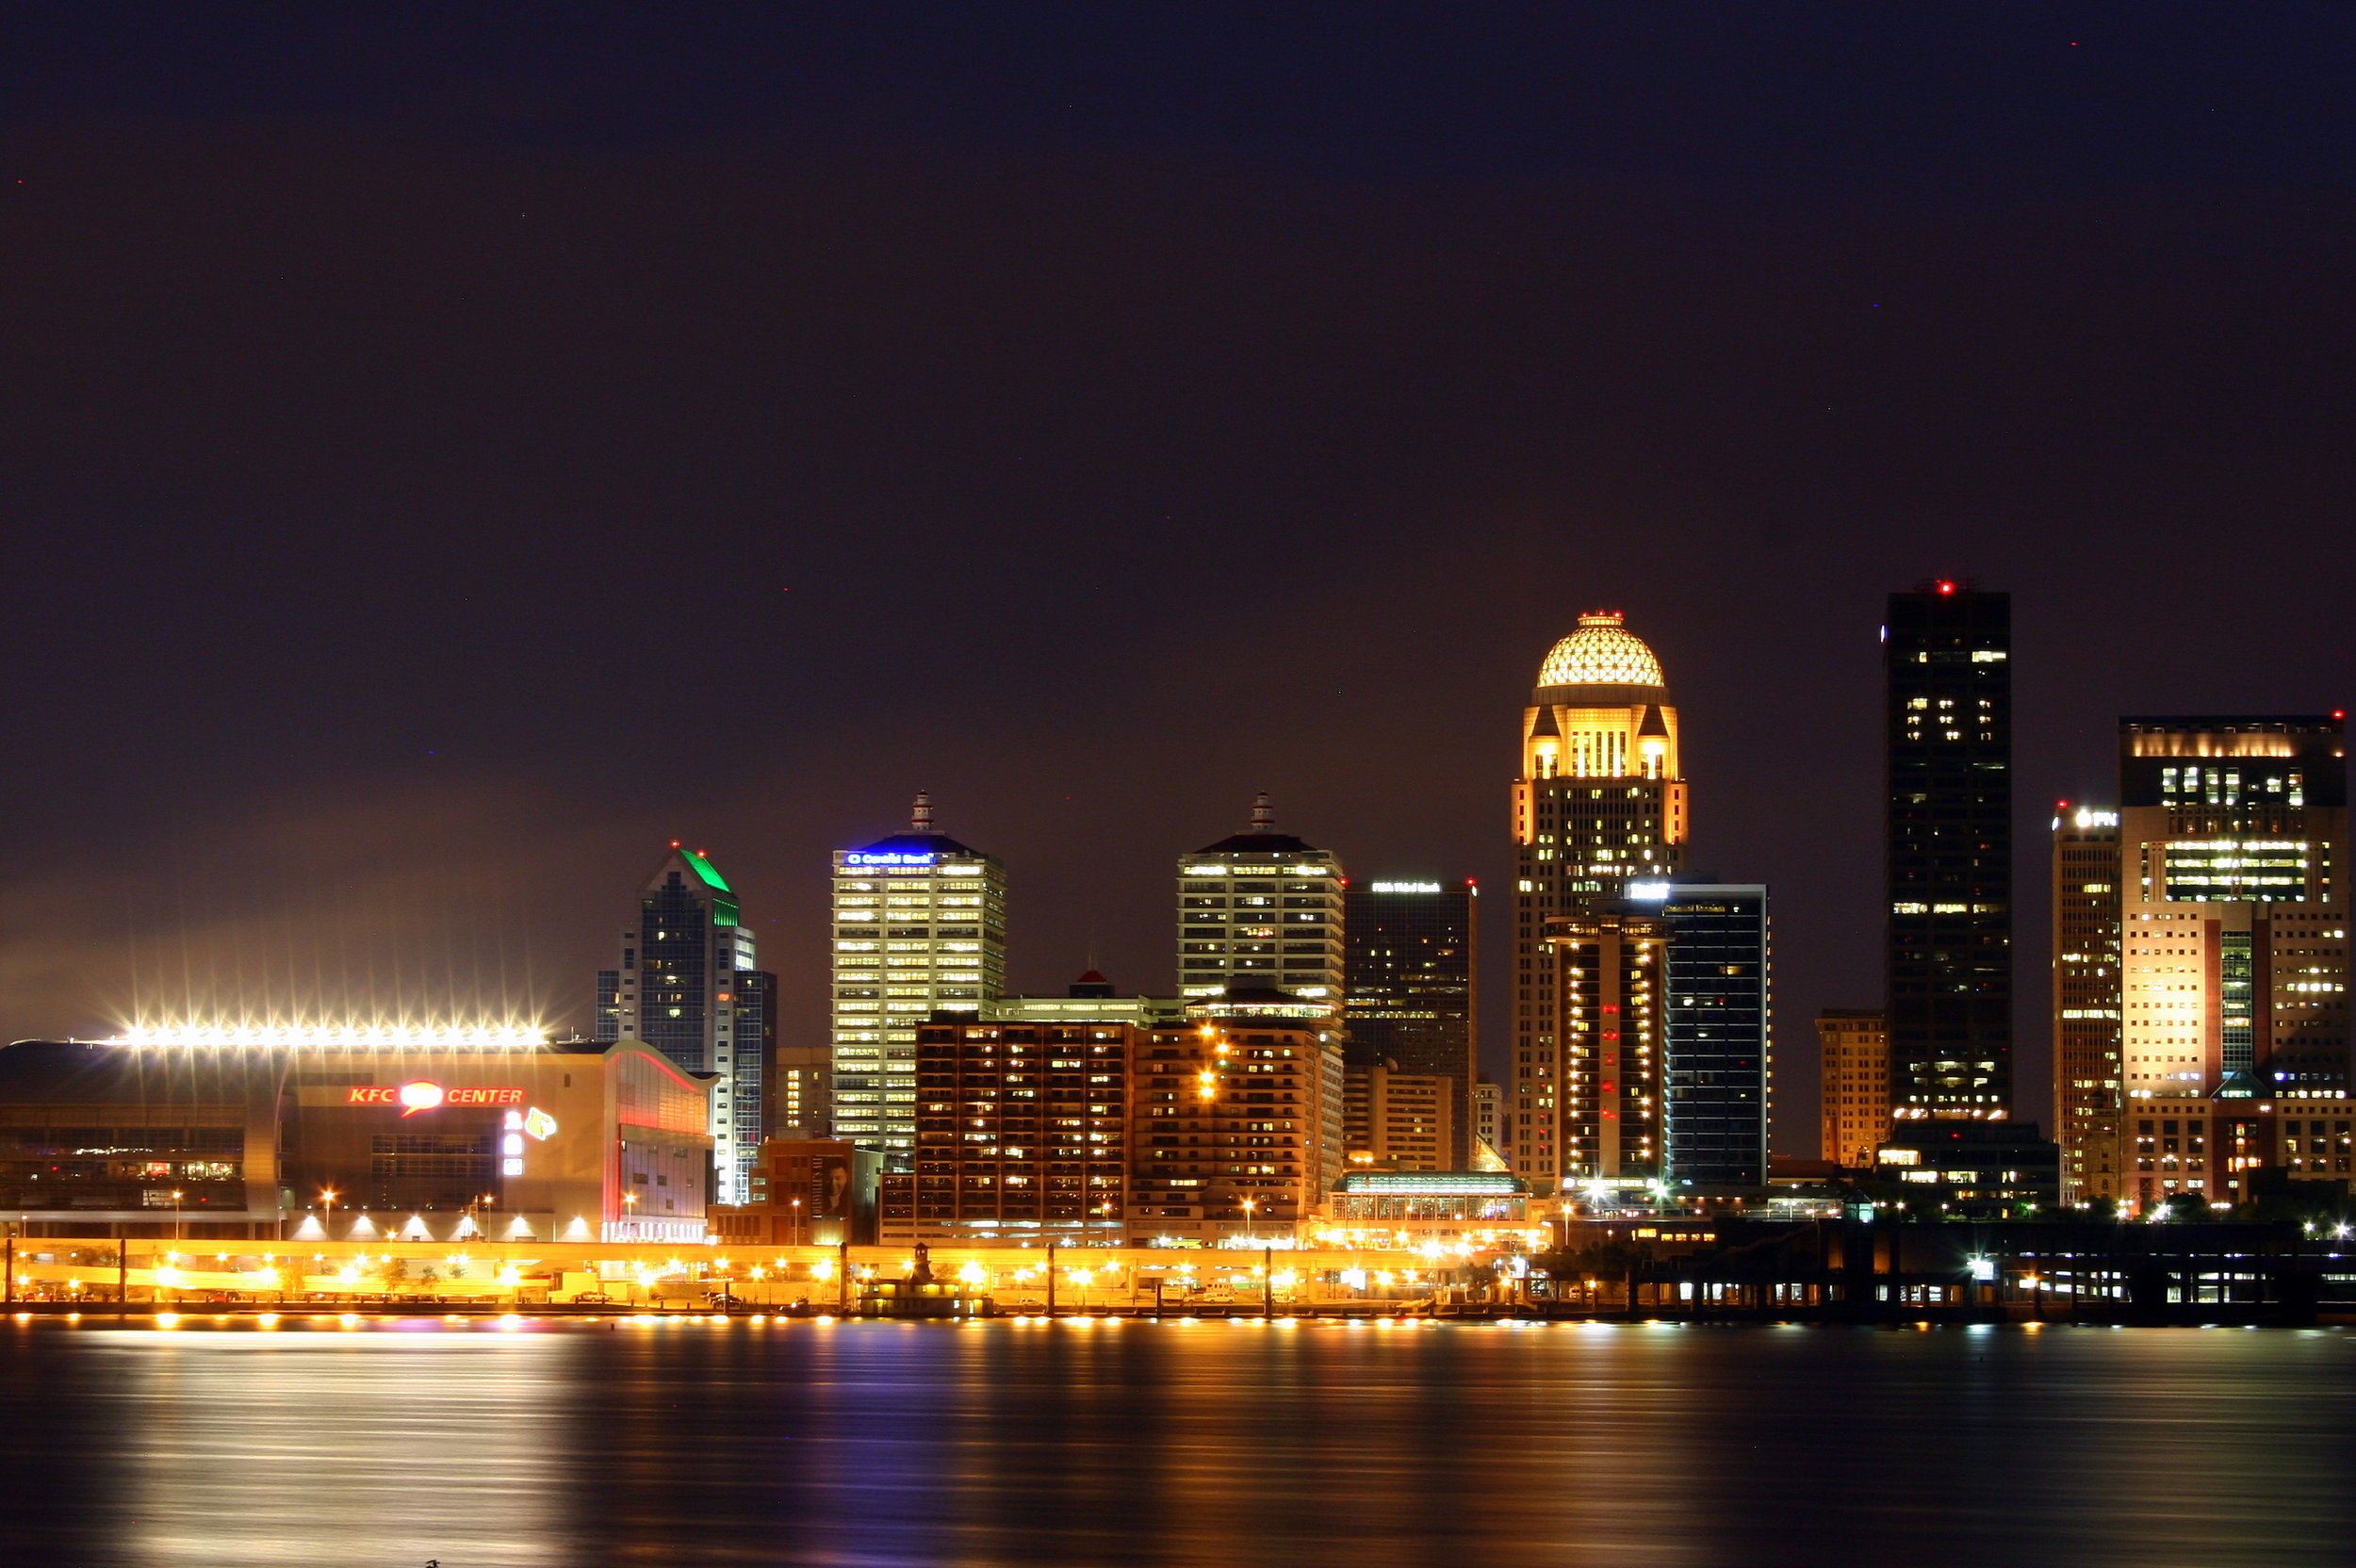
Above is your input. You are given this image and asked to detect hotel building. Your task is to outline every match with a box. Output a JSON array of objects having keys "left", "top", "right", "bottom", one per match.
[
  {"left": 1176, "top": 796, "right": 1345, "bottom": 1003},
  {"left": 1512, "top": 611, "right": 1687, "bottom": 1189},
  {"left": 878, "top": 1015, "right": 1135, "bottom": 1244},
  {"left": 1540, "top": 903, "right": 1667, "bottom": 1192},
  {"left": 1127, "top": 989, "right": 1347, "bottom": 1244},
  {"left": 1884, "top": 580, "right": 2013, "bottom": 1120},
  {"left": 1343, "top": 880, "right": 1477, "bottom": 1166},
  {"left": 594, "top": 845, "right": 774, "bottom": 1202},
  {"left": 829, "top": 795, "right": 1007, "bottom": 1157}
]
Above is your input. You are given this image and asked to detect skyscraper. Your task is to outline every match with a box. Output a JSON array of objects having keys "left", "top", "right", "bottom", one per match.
[
  {"left": 1176, "top": 795, "right": 1344, "bottom": 1003},
  {"left": 1639, "top": 881, "right": 1771, "bottom": 1188},
  {"left": 829, "top": 794, "right": 1007, "bottom": 1157},
  {"left": 2051, "top": 803, "right": 2123, "bottom": 1206},
  {"left": 2117, "top": 719, "right": 2349, "bottom": 1164},
  {"left": 1884, "top": 581, "right": 2012, "bottom": 1119},
  {"left": 1539, "top": 904, "right": 1666, "bottom": 1189},
  {"left": 1343, "top": 879, "right": 1477, "bottom": 1166},
  {"left": 1512, "top": 611, "right": 1687, "bottom": 1188},
  {"left": 595, "top": 844, "right": 775, "bottom": 1202}
]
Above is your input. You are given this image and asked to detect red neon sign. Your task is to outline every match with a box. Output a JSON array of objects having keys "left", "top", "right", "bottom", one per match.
[{"left": 347, "top": 1083, "right": 524, "bottom": 1115}]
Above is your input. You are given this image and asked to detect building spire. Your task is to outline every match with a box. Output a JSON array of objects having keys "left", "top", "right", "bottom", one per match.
[
  {"left": 1250, "top": 791, "right": 1275, "bottom": 832},
  {"left": 911, "top": 791, "right": 934, "bottom": 833}
]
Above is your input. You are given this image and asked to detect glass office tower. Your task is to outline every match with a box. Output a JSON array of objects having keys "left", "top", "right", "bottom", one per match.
[
  {"left": 1638, "top": 881, "right": 1771, "bottom": 1187},
  {"left": 829, "top": 794, "right": 1007, "bottom": 1158},
  {"left": 1343, "top": 879, "right": 1477, "bottom": 1167},
  {"left": 595, "top": 844, "right": 774, "bottom": 1202}
]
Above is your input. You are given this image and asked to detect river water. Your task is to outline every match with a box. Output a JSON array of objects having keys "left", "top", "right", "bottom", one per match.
[{"left": 2, "top": 1315, "right": 2349, "bottom": 1567}]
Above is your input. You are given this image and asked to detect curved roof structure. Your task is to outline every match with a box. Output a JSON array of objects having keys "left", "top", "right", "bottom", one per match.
[{"left": 1535, "top": 611, "right": 1664, "bottom": 690}]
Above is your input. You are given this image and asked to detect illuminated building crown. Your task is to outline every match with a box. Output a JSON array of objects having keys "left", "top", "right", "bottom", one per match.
[{"left": 1536, "top": 611, "right": 1664, "bottom": 691}]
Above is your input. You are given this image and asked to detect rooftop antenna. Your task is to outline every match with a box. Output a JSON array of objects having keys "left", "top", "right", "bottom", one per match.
[
  {"left": 1250, "top": 791, "right": 1274, "bottom": 833},
  {"left": 911, "top": 791, "right": 934, "bottom": 832}
]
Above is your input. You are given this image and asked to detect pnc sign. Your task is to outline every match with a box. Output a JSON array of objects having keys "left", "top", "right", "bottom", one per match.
[{"left": 348, "top": 1082, "right": 525, "bottom": 1116}]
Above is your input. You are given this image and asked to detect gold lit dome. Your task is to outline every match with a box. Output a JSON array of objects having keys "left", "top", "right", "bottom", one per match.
[{"left": 1535, "top": 611, "right": 1664, "bottom": 689}]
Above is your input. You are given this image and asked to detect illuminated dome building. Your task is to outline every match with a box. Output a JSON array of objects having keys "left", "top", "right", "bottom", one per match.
[{"left": 1510, "top": 611, "right": 1690, "bottom": 1191}]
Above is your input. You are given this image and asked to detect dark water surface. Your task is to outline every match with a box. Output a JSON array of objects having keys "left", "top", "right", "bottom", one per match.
[{"left": 3, "top": 1315, "right": 2350, "bottom": 1567}]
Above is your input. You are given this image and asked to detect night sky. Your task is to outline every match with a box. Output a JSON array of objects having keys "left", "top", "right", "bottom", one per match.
[{"left": 5, "top": 6, "right": 2353, "bottom": 1153}]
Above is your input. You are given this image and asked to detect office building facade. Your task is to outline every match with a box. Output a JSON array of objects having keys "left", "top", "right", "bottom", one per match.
[
  {"left": 595, "top": 845, "right": 774, "bottom": 1202},
  {"left": 1816, "top": 1008, "right": 1890, "bottom": 1169},
  {"left": 1884, "top": 581, "right": 2013, "bottom": 1119},
  {"left": 1641, "top": 882, "right": 1771, "bottom": 1188},
  {"left": 1513, "top": 611, "right": 1687, "bottom": 1188},
  {"left": 829, "top": 795, "right": 1007, "bottom": 1158},
  {"left": 2111, "top": 716, "right": 2350, "bottom": 1212},
  {"left": 1343, "top": 880, "right": 1477, "bottom": 1166},
  {"left": 2051, "top": 805, "right": 2124, "bottom": 1206},
  {"left": 1176, "top": 796, "right": 1345, "bottom": 1002}
]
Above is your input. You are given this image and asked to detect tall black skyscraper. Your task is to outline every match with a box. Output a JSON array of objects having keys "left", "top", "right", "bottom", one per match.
[
  {"left": 1884, "top": 581, "right": 2013, "bottom": 1119},
  {"left": 1343, "top": 880, "right": 1477, "bottom": 1166}
]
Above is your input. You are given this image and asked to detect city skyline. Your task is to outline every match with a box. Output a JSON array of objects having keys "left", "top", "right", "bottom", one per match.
[
  {"left": 59, "top": 587, "right": 2353, "bottom": 1162},
  {"left": 9, "top": 12, "right": 2356, "bottom": 1171}
]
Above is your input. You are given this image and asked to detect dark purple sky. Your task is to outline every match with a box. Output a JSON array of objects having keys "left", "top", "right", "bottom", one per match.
[{"left": 4, "top": 5, "right": 2353, "bottom": 1152}]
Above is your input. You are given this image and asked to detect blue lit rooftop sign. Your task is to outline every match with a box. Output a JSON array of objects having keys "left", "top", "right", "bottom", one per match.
[{"left": 845, "top": 850, "right": 938, "bottom": 867}]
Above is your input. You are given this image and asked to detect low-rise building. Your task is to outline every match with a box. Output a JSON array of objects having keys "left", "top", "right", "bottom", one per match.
[
  {"left": 722, "top": 1138, "right": 881, "bottom": 1244},
  {"left": 0, "top": 1033, "right": 715, "bottom": 1242},
  {"left": 1876, "top": 1120, "right": 2060, "bottom": 1219}
]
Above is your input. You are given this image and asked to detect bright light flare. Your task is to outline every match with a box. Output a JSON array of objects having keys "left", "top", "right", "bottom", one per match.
[{"left": 106, "top": 1021, "right": 549, "bottom": 1050}]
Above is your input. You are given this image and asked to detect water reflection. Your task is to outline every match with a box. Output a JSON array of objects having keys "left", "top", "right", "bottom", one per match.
[{"left": 2, "top": 1318, "right": 2349, "bottom": 1567}]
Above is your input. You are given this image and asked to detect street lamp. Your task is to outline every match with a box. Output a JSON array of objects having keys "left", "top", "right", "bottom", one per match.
[
  {"left": 623, "top": 1190, "right": 638, "bottom": 1238},
  {"left": 1241, "top": 1197, "right": 1256, "bottom": 1243},
  {"left": 319, "top": 1189, "right": 338, "bottom": 1243},
  {"left": 791, "top": 1197, "right": 803, "bottom": 1249}
]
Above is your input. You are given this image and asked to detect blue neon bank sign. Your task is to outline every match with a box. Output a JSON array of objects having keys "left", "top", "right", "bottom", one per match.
[{"left": 844, "top": 850, "right": 938, "bottom": 867}]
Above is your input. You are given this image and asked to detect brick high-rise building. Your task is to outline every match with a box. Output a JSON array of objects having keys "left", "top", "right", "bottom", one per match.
[
  {"left": 1126, "top": 989, "right": 1345, "bottom": 1244},
  {"left": 879, "top": 1015, "right": 1135, "bottom": 1244},
  {"left": 1816, "top": 1008, "right": 1890, "bottom": 1169}
]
